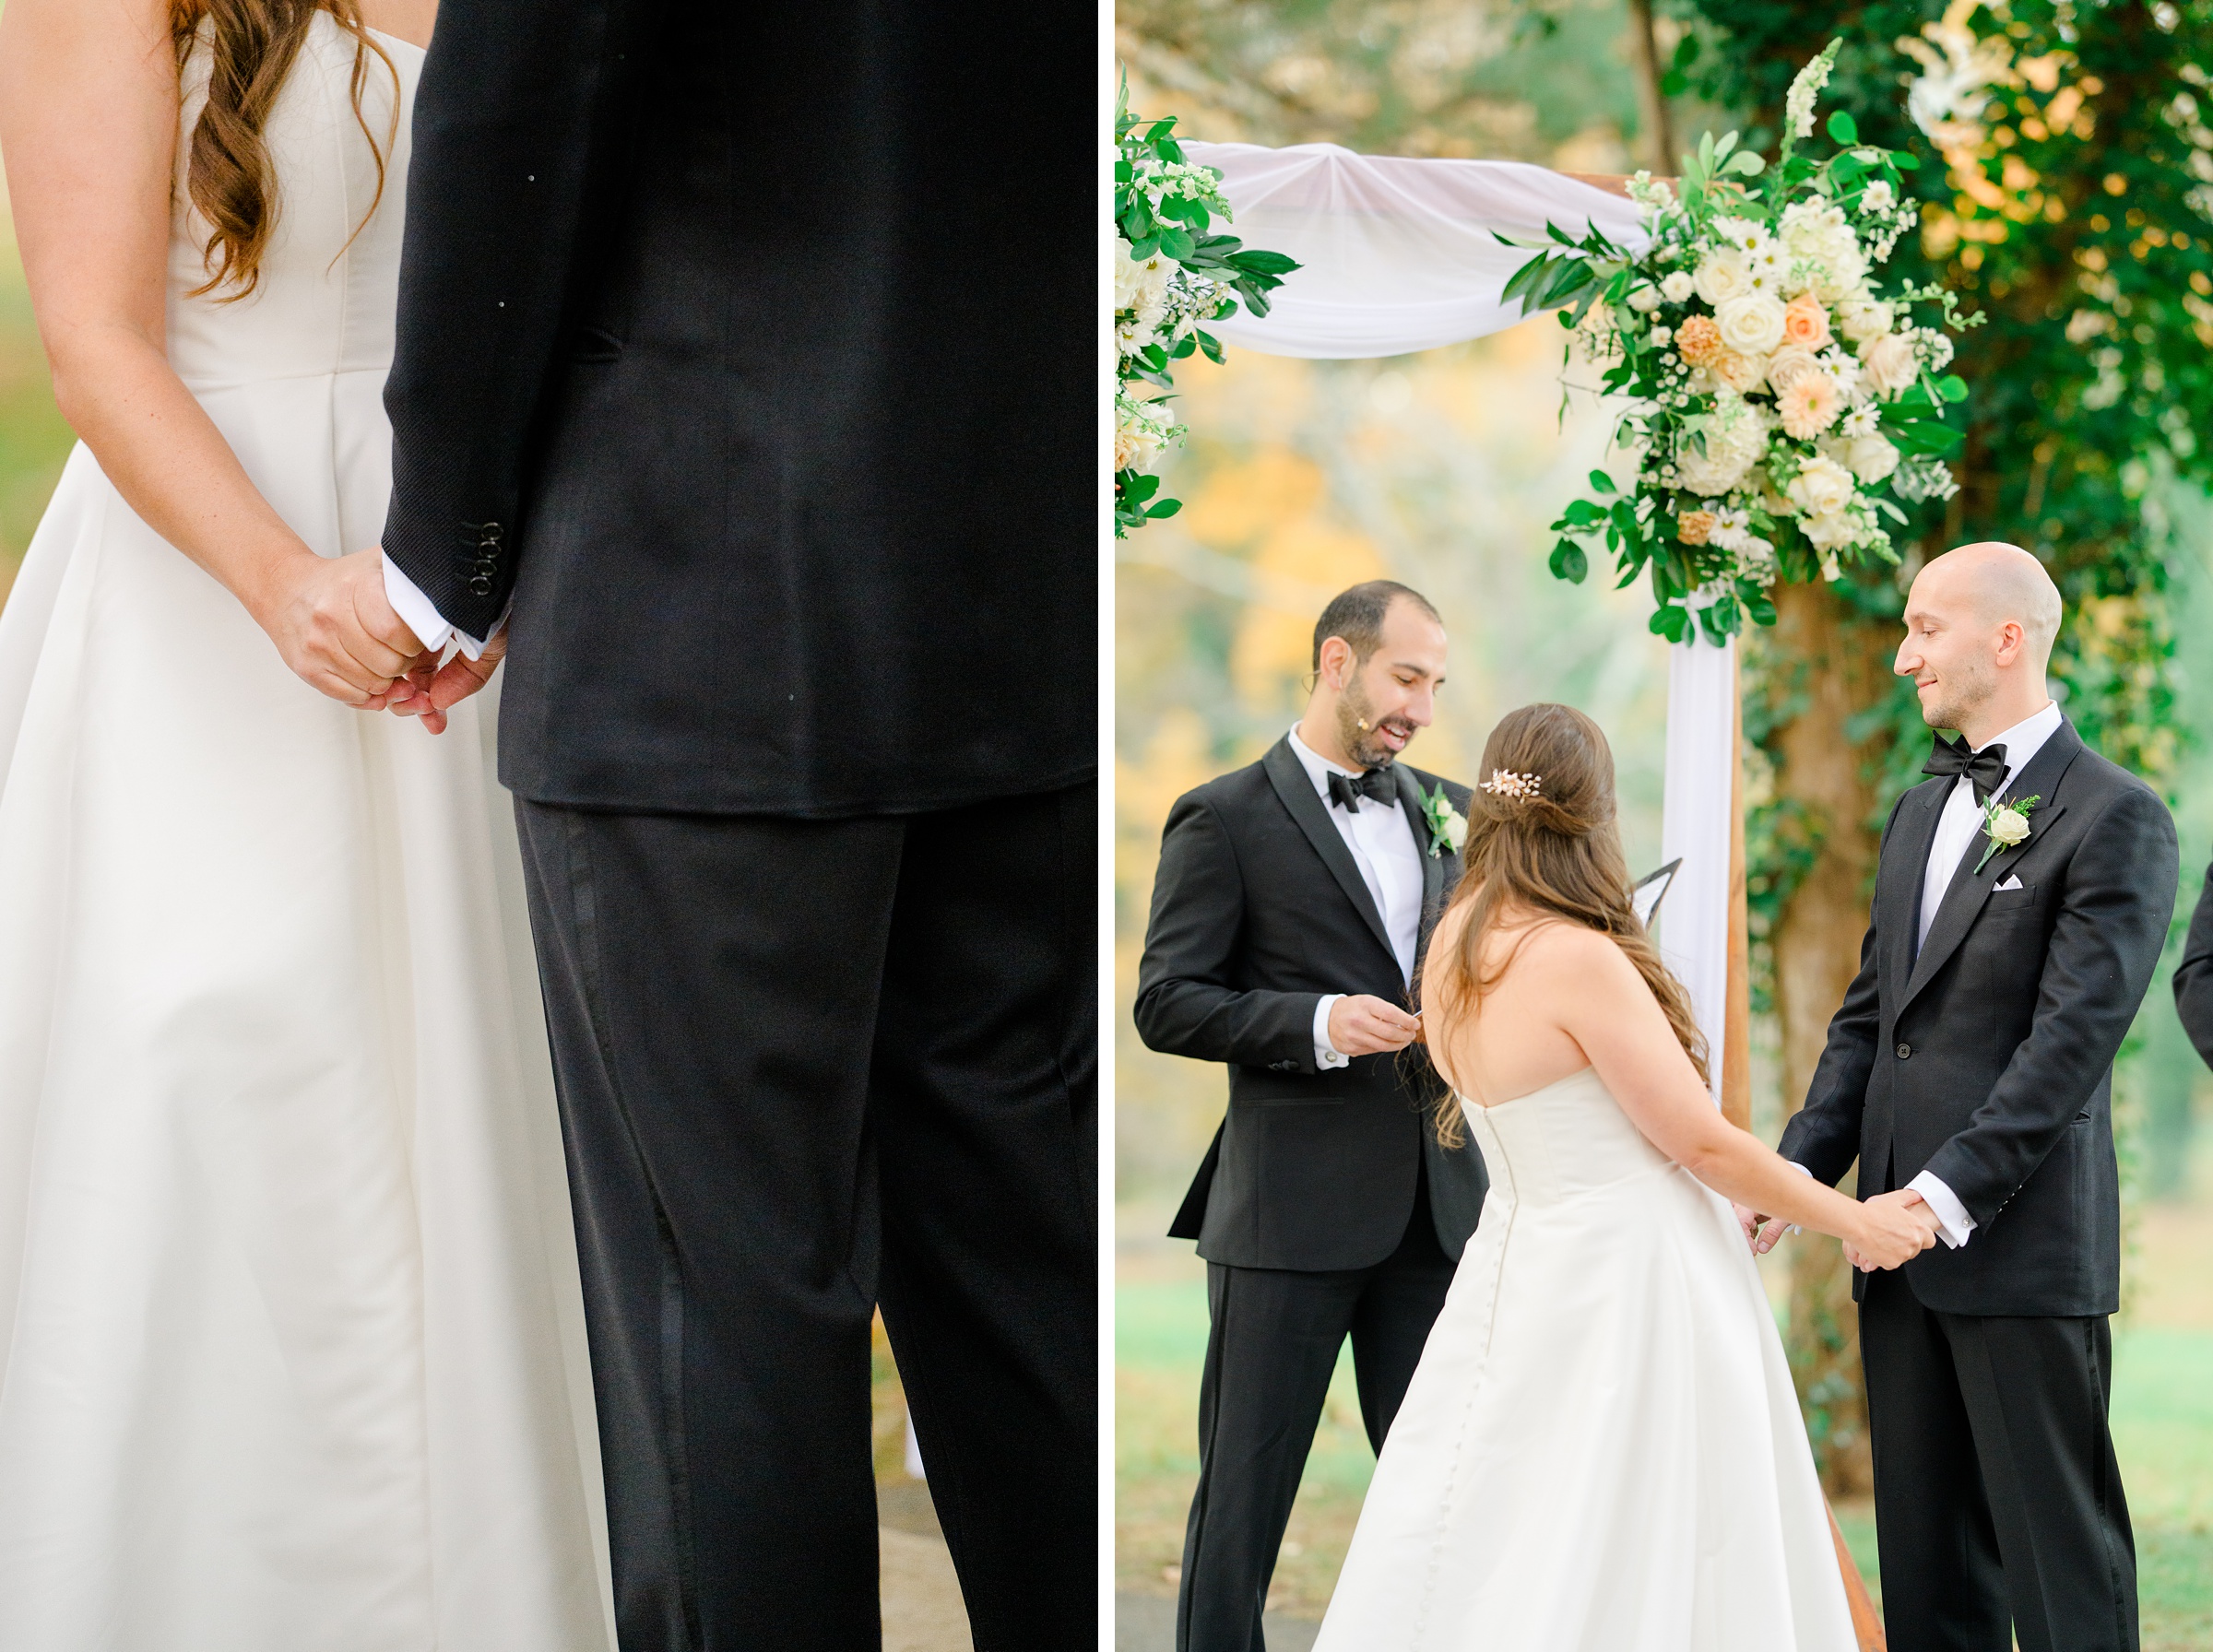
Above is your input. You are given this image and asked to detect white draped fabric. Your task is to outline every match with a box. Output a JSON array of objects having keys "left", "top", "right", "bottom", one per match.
[
  {"left": 1181, "top": 141, "right": 1649, "bottom": 359},
  {"left": 1660, "top": 636, "right": 1737, "bottom": 1103},
  {"left": 1180, "top": 139, "right": 1729, "bottom": 1071}
]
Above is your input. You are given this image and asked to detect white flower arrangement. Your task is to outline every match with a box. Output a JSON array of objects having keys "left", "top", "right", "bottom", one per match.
[
  {"left": 1504, "top": 41, "right": 1982, "bottom": 643},
  {"left": 1113, "top": 78, "right": 1297, "bottom": 536}
]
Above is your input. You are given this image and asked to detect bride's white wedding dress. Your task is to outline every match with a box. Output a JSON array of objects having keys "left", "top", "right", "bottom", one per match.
[
  {"left": 1312, "top": 1068, "right": 1854, "bottom": 1652},
  {"left": 0, "top": 19, "right": 612, "bottom": 1648}
]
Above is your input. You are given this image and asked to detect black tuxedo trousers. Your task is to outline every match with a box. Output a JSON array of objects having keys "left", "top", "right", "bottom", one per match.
[{"left": 514, "top": 786, "right": 1095, "bottom": 1652}]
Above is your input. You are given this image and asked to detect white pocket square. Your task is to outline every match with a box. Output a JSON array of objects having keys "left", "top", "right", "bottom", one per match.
[{"left": 1994, "top": 874, "right": 2024, "bottom": 891}]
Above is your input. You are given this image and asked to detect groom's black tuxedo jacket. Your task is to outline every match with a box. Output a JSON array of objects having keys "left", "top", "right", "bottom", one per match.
[
  {"left": 382, "top": 0, "right": 1092, "bottom": 816},
  {"left": 1780, "top": 718, "right": 2175, "bottom": 1316},
  {"left": 1135, "top": 739, "right": 1489, "bottom": 1273}
]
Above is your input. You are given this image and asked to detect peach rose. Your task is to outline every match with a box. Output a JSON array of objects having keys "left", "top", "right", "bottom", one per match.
[
  {"left": 1711, "top": 348, "right": 1768, "bottom": 394},
  {"left": 1782, "top": 292, "right": 1833, "bottom": 351},
  {"left": 1677, "top": 509, "right": 1718, "bottom": 546},
  {"left": 1675, "top": 313, "right": 1724, "bottom": 366}
]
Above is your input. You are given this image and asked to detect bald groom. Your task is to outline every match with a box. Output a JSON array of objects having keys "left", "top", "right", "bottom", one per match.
[{"left": 1760, "top": 543, "right": 2175, "bottom": 1652}]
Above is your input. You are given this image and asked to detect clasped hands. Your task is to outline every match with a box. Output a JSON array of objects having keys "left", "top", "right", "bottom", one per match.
[
  {"left": 259, "top": 545, "right": 503, "bottom": 734},
  {"left": 1733, "top": 1187, "right": 1944, "bottom": 1273}
]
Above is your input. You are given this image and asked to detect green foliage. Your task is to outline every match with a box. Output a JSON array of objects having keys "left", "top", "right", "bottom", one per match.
[{"left": 1114, "top": 83, "right": 1300, "bottom": 536}]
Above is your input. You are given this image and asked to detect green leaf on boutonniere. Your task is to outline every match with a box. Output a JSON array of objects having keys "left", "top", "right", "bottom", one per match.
[{"left": 1972, "top": 793, "right": 2040, "bottom": 875}]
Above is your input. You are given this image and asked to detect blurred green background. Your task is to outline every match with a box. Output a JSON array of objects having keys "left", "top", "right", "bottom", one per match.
[{"left": 1114, "top": 3, "right": 2213, "bottom": 1646}]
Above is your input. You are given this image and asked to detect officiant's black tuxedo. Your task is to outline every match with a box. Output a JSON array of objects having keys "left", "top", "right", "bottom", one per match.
[
  {"left": 382, "top": 6, "right": 1094, "bottom": 1650},
  {"left": 1781, "top": 716, "right": 2175, "bottom": 1652},
  {"left": 1136, "top": 738, "right": 1487, "bottom": 1652}
]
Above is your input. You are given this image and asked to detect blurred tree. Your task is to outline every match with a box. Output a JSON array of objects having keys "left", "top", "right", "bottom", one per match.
[{"left": 1668, "top": 0, "right": 2213, "bottom": 1490}]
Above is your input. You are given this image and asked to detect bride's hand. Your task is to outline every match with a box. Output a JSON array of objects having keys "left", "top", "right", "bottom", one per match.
[
  {"left": 252, "top": 547, "right": 425, "bottom": 707},
  {"left": 1845, "top": 1189, "right": 1942, "bottom": 1271}
]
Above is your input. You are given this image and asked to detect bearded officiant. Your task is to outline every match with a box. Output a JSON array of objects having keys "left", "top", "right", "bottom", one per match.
[{"left": 1134, "top": 581, "right": 1487, "bottom": 1652}]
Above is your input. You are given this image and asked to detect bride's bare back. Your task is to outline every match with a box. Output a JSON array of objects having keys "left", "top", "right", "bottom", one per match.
[{"left": 1418, "top": 892, "right": 1935, "bottom": 1267}]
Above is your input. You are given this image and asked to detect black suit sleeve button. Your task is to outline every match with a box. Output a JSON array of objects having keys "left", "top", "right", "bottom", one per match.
[{"left": 1896, "top": 1042, "right": 1911, "bottom": 1059}]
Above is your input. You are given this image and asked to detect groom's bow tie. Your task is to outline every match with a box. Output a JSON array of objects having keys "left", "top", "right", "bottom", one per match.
[
  {"left": 1327, "top": 767, "right": 1396, "bottom": 812},
  {"left": 1923, "top": 734, "right": 2009, "bottom": 805}
]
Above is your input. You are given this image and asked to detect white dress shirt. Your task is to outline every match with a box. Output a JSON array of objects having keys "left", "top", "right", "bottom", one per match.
[
  {"left": 382, "top": 555, "right": 501, "bottom": 660},
  {"left": 1285, "top": 726, "right": 1425, "bottom": 1069},
  {"left": 1900, "top": 698, "right": 2063, "bottom": 1249}
]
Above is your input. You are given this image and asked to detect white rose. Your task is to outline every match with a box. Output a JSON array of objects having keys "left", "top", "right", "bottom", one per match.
[
  {"left": 1661, "top": 270, "right": 1697, "bottom": 303},
  {"left": 1627, "top": 284, "right": 1663, "bottom": 313},
  {"left": 1717, "top": 291, "right": 1788, "bottom": 357},
  {"left": 1801, "top": 509, "right": 1862, "bottom": 551},
  {"left": 1845, "top": 433, "right": 1899, "bottom": 484},
  {"left": 1863, "top": 331, "right": 1920, "bottom": 396},
  {"left": 1444, "top": 809, "right": 1469, "bottom": 853},
  {"left": 1785, "top": 454, "right": 1856, "bottom": 520},
  {"left": 1764, "top": 345, "right": 1824, "bottom": 394},
  {"left": 1693, "top": 249, "right": 1751, "bottom": 306},
  {"left": 1114, "top": 240, "right": 1172, "bottom": 313},
  {"left": 1986, "top": 806, "right": 2030, "bottom": 847}
]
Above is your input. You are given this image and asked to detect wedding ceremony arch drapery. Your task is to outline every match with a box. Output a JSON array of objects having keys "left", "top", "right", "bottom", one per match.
[{"left": 1184, "top": 140, "right": 1742, "bottom": 1102}]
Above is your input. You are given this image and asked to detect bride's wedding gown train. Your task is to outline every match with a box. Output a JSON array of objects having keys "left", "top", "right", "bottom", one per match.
[
  {"left": 0, "top": 19, "right": 612, "bottom": 1648},
  {"left": 1313, "top": 1068, "right": 1855, "bottom": 1652}
]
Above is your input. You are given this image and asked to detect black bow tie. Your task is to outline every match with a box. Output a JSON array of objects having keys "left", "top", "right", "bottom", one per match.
[
  {"left": 1923, "top": 734, "right": 2009, "bottom": 806},
  {"left": 1327, "top": 767, "right": 1396, "bottom": 812}
]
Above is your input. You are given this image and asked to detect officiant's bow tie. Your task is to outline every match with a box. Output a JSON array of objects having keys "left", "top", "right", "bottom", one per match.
[
  {"left": 1923, "top": 734, "right": 2008, "bottom": 806},
  {"left": 1327, "top": 768, "right": 1396, "bottom": 812}
]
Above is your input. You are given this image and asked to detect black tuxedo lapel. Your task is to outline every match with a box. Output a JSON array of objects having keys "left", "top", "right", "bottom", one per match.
[
  {"left": 1394, "top": 764, "right": 1449, "bottom": 957},
  {"left": 1900, "top": 722, "right": 2085, "bottom": 1014},
  {"left": 1888, "top": 782, "right": 1949, "bottom": 993},
  {"left": 1261, "top": 739, "right": 1395, "bottom": 962}
]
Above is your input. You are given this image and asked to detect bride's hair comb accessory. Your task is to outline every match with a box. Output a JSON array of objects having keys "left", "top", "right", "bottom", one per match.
[{"left": 1480, "top": 769, "right": 1543, "bottom": 801}]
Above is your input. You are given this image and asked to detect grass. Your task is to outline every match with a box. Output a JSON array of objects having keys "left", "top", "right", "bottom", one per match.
[{"left": 1117, "top": 1200, "right": 2213, "bottom": 1643}]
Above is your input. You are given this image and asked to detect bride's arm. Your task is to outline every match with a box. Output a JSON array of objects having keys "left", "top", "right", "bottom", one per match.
[
  {"left": 0, "top": 0, "right": 422, "bottom": 707},
  {"left": 1538, "top": 927, "right": 1940, "bottom": 1269}
]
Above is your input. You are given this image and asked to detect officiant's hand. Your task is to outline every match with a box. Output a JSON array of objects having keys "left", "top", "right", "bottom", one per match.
[
  {"left": 1842, "top": 1189, "right": 1943, "bottom": 1271},
  {"left": 1328, "top": 995, "right": 1422, "bottom": 1056}
]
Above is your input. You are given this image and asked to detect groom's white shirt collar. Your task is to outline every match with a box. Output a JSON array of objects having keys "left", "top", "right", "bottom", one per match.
[
  {"left": 1285, "top": 725, "right": 1423, "bottom": 1066},
  {"left": 1894, "top": 696, "right": 2062, "bottom": 1253}
]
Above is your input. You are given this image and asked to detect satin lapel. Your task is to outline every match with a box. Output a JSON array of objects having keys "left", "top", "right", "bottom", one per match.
[
  {"left": 1899, "top": 722, "right": 2085, "bottom": 1014},
  {"left": 1262, "top": 739, "right": 1395, "bottom": 962},
  {"left": 1887, "top": 782, "right": 1949, "bottom": 994},
  {"left": 1396, "top": 765, "right": 1449, "bottom": 958}
]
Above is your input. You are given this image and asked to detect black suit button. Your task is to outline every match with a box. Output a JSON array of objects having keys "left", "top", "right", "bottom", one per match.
[{"left": 1896, "top": 1043, "right": 1911, "bottom": 1059}]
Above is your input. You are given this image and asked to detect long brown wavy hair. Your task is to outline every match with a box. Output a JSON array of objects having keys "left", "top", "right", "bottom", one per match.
[
  {"left": 169, "top": 0, "right": 396, "bottom": 300},
  {"left": 1424, "top": 702, "right": 1708, "bottom": 1146}
]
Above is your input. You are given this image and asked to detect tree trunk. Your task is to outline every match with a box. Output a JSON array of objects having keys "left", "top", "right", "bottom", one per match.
[{"left": 1765, "top": 579, "right": 1899, "bottom": 1496}]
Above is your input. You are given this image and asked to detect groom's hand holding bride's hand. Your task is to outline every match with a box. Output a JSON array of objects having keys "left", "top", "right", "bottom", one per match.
[
  {"left": 1842, "top": 1188, "right": 1943, "bottom": 1272},
  {"left": 384, "top": 630, "right": 509, "bottom": 737},
  {"left": 1327, "top": 995, "right": 1423, "bottom": 1056}
]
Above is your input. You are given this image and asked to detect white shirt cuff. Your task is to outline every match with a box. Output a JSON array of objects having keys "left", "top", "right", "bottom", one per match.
[
  {"left": 380, "top": 552, "right": 498, "bottom": 660},
  {"left": 1785, "top": 1158, "right": 1811, "bottom": 1233},
  {"left": 1313, "top": 995, "right": 1348, "bottom": 1069},
  {"left": 1908, "top": 1171, "right": 1976, "bottom": 1249}
]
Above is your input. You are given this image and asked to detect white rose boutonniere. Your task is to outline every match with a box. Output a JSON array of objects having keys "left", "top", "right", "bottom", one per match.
[
  {"left": 1973, "top": 794, "right": 2040, "bottom": 874},
  {"left": 1422, "top": 782, "right": 1469, "bottom": 860}
]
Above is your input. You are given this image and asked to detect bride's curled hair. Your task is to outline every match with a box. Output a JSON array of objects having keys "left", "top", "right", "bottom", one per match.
[
  {"left": 169, "top": 0, "right": 396, "bottom": 301},
  {"left": 1424, "top": 703, "right": 1708, "bottom": 1145}
]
